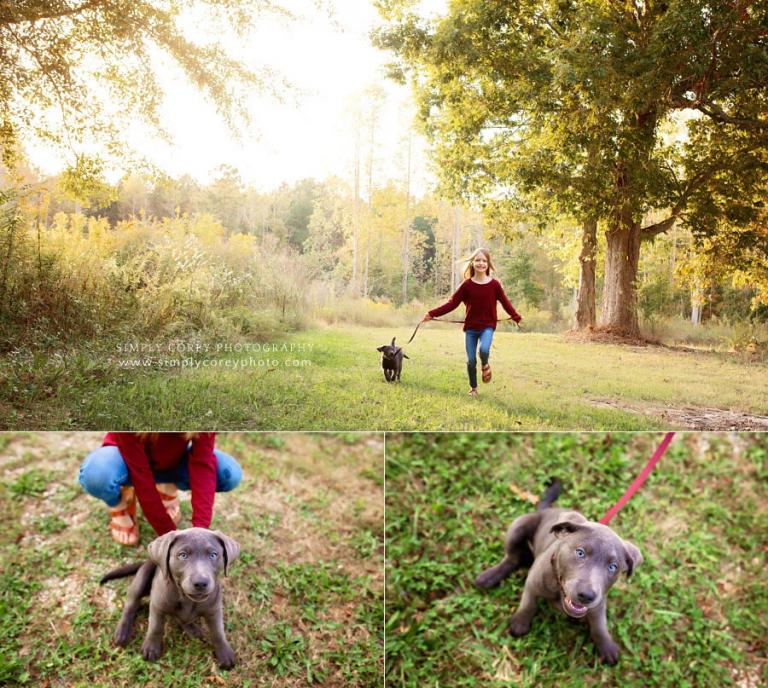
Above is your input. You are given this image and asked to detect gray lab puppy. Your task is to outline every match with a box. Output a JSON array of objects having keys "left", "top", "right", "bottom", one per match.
[
  {"left": 377, "top": 336, "right": 409, "bottom": 382},
  {"left": 475, "top": 479, "right": 642, "bottom": 665},
  {"left": 100, "top": 527, "right": 240, "bottom": 669}
]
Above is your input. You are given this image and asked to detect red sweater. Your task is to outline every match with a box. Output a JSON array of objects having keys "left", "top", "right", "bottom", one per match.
[
  {"left": 429, "top": 278, "right": 521, "bottom": 331},
  {"left": 103, "top": 432, "right": 217, "bottom": 536}
]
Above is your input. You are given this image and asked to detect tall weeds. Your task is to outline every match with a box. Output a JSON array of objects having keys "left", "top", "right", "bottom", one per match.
[{"left": 0, "top": 209, "right": 313, "bottom": 351}]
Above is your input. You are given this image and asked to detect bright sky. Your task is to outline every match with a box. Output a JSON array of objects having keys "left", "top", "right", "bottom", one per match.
[{"left": 28, "top": 0, "right": 448, "bottom": 196}]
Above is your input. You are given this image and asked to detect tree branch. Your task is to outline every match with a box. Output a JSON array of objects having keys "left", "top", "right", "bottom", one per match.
[
  {"left": 641, "top": 213, "right": 679, "bottom": 238},
  {"left": 696, "top": 99, "right": 768, "bottom": 130},
  {"left": 0, "top": 0, "right": 107, "bottom": 27}
]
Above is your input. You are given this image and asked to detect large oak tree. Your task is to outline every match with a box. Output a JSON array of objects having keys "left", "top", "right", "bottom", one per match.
[{"left": 376, "top": 0, "right": 768, "bottom": 336}]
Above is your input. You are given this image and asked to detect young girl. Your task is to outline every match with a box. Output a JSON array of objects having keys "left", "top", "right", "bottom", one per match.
[
  {"left": 423, "top": 248, "right": 522, "bottom": 396},
  {"left": 79, "top": 432, "right": 242, "bottom": 545}
]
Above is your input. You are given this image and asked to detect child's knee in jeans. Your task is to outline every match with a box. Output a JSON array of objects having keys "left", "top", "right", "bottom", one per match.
[
  {"left": 215, "top": 451, "right": 243, "bottom": 492},
  {"left": 79, "top": 446, "right": 127, "bottom": 505}
]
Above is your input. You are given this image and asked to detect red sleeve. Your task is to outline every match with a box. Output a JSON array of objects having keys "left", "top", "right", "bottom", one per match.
[
  {"left": 188, "top": 433, "right": 217, "bottom": 529},
  {"left": 428, "top": 281, "right": 466, "bottom": 318},
  {"left": 112, "top": 433, "right": 176, "bottom": 536},
  {"left": 495, "top": 280, "right": 522, "bottom": 322}
]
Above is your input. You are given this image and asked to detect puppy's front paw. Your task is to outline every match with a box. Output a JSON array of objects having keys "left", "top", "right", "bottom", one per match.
[
  {"left": 474, "top": 570, "right": 496, "bottom": 589},
  {"left": 508, "top": 613, "right": 532, "bottom": 637},
  {"left": 596, "top": 638, "right": 620, "bottom": 665},
  {"left": 215, "top": 642, "right": 236, "bottom": 670},
  {"left": 141, "top": 639, "right": 163, "bottom": 662},
  {"left": 114, "top": 623, "right": 132, "bottom": 647}
]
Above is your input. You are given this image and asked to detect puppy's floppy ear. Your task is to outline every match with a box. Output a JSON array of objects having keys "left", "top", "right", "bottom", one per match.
[
  {"left": 550, "top": 521, "right": 586, "bottom": 537},
  {"left": 211, "top": 531, "right": 240, "bottom": 575},
  {"left": 376, "top": 346, "right": 385, "bottom": 352},
  {"left": 621, "top": 539, "right": 643, "bottom": 577},
  {"left": 147, "top": 530, "right": 179, "bottom": 580},
  {"left": 402, "top": 352, "right": 410, "bottom": 359}
]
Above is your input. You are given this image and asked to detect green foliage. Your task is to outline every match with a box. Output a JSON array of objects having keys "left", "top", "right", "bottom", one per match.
[
  {"left": 502, "top": 251, "right": 545, "bottom": 310},
  {"left": 259, "top": 623, "right": 311, "bottom": 677},
  {"left": 0, "top": 1, "right": 288, "bottom": 161},
  {"left": 8, "top": 469, "right": 48, "bottom": 497},
  {"left": 57, "top": 156, "right": 116, "bottom": 209}
]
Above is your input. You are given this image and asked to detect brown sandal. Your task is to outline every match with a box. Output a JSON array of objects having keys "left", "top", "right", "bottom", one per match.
[
  {"left": 157, "top": 483, "right": 182, "bottom": 525},
  {"left": 468, "top": 388, "right": 479, "bottom": 397},
  {"left": 109, "top": 487, "right": 139, "bottom": 546},
  {"left": 481, "top": 364, "right": 492, "bottom": 383}
]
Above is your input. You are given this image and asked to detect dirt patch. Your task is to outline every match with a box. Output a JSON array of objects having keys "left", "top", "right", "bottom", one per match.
[
  {"left": 0, "top": 432, "right": 101, "bottom": 470},
  {"left": 564, "top": 327, "right": 657, "bottom": 348},
  {"left": 590, "top": 398, "right": 768, "bottom": 431}
]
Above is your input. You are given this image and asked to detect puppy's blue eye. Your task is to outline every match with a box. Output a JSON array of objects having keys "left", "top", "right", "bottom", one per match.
[
  {"left": 575, "top": 548, "right": 585, "bottom": 558},
  {"left": 178, "top": 552, "right": 188, "bottom": 560},
  {"left": 608, "top": 563, "right": 618, "bottom": 574},
  {"left": 208, "top": 552, "right": 217, "bottom": 560}
]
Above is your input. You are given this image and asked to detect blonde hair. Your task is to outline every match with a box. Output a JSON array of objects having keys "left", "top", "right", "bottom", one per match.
[
  {"left": 463, "top": 248, "right": 496, "bottom": 280},
  {"left": 136, "top": 433, "right": 200, "bottom": 444}
]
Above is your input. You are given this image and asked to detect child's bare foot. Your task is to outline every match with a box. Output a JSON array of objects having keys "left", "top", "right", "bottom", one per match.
[
  {"left": 109, "top": 486, "right": 139, "bottom": 546},
  {"left": 481, "top": 364, "right": 492, "bottom": 383},
  {"left": 157, "top": 483, "right": 182, "bottom": 524}
]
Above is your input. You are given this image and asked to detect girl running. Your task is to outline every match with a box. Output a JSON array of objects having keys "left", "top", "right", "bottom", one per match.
[{"left": 423, "top": 248, "right": 522, "bottom": 397}]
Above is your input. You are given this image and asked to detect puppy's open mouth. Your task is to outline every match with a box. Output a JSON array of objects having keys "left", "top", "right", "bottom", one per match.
[
  {"left": 562, "top": 596, "right": 589, "bottom": 618},
  {"left": 184, "top": 591, "right": 211, "bottom": 602}
]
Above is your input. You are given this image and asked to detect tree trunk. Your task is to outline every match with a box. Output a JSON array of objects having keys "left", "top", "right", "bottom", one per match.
[
  {"left": 600, "top": 211, "right": 641, "bottom": 337},
  {"left": 575, "top": 217, "right": 597, "bottom": 329},
  {"left": 691, "top": 287, "right": 703, "bottom": 325},
  {"left": 451, "top": 205, "right": 461, "bottom": 291},
  {"left": 351, "top": 131, "right": 360, "bottom": 294},
  {"left": 401, "top": 132, "right": 412, "bottom": 303}
]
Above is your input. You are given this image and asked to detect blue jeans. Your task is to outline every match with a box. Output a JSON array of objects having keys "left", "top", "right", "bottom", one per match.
[
  {"left": 79, "top": 445, "right": 242, "bottom": 507},
  {"left": 465, "top": 327, "right": 494, "bottom": 388}
]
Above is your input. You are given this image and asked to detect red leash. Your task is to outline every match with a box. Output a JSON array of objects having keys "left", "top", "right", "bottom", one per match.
[
  {"left": 405, "top": 316, "right": 519, "bottom": 345},
  {"left": 598, "top": 432, "right": 675, "bottom": 525}
]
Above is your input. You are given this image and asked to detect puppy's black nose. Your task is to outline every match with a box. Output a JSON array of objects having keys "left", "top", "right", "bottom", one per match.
[
  {"left": 193, "top": 579, "right": 210, "bottom": 591},
  {"left": 577, "top": 589, "right": 596, "bottom": 605}
]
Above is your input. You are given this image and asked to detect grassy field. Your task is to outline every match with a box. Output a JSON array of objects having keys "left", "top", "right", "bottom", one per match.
[
  {"left": 0, "top": 432, "right": 384, "bottom": 687},
  {"left": 385, "top": 432, "right": 767, "bottom": 688},
  {"left": 2, "top": 325, "right": 768, "bottom": 431}
]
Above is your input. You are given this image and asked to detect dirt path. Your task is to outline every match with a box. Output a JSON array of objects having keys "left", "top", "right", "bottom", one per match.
[{"left": 590, "top": 398, "right": 768, "bottom": 430}]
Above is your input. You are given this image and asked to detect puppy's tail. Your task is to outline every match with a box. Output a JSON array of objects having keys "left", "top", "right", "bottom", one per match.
[
  {"left": 537, "top": 477, "right": 562, "bottom": 511},
  {"left": 99, "top": 562, "right": 144, "bottom": 585}
]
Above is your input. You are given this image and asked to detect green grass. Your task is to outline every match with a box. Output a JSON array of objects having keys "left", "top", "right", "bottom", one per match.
[
  {"left": 2, "top": 326, "right": 767, "bottom": 430},
  {"left": 0, "top": 432, "right": 384, "bottom": 687},
  {"left": 385, "top": 433, "right": 768, "bottom": 688}
]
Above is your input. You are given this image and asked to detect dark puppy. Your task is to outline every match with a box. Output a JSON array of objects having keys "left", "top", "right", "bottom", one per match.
[
  {"left": 101, "top": 527, "right": 240, "bottom": 669},
  {"left": 475, "top": 480, "right": 642, "bottom": 665},
  {"left": 376, "top": 337, "right": 409, "bottom": 382}
]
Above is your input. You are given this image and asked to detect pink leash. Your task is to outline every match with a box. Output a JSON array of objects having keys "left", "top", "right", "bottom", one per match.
[{"left": 598, "top": 432, "right": 675, "bottom": 525}]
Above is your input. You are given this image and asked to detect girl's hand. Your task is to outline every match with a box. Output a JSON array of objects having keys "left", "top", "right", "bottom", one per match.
[{"left": 422, "top": 313, "right": 433, "bottom": 322}]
